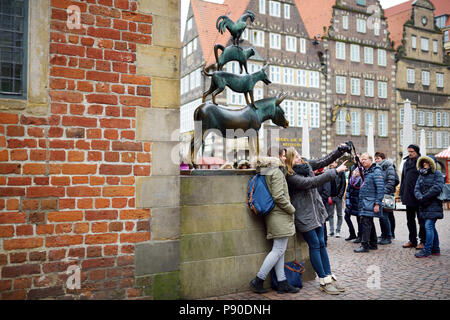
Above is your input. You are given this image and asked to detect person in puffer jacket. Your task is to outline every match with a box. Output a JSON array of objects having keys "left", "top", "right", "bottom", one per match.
[
  {"left": 344, "top": 167, "right": 362, "bottom": 242},
  {"left": 414, "top": 155, "right": 444, "bottom": 258},
  {"left": 354, "top": 153, "right": 385, "bottom": 253}
]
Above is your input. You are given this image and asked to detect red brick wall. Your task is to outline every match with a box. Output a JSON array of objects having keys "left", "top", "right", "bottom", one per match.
[{"left": 0, "top": 0, "right": 153, "bottom": 299}]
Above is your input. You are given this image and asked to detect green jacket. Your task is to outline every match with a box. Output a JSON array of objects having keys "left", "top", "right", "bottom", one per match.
[{"left": 256, "top": 157, "right": 296, "bottom": 239}]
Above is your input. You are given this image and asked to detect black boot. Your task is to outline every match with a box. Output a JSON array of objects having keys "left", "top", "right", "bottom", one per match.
[
  {"left": 250, "top": 276, "right": 268, "bottom": 294},
  {"left": 378, "top": 237, "right": 392, "bottom": 245},
  {"left": 369, "top": 243, "right": 378, "bottom": 250},
  {"left": 277, "top": 280, "right": 300, "bottom": 294},
  {"left": 354, "top": 244, "right": 370, "bottom": 253},
  {"left": 353, "top": 237, "right": 362, "bottom": 243},
  {"left": 345, "top": 234, "right": 357, "bottom": 241}
]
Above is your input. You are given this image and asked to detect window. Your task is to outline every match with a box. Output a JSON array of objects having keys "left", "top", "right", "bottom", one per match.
[
  {"left": 180, "top": 75, "right": 186, "bottom": 95},
  {"left": 365, "top": 79, "right": 374, "bottom": 97},
  {"left": 270, "top": 66, "right": 281, "bottom": 83},
  {"left": 189, "top": 72, "right": 196, "bottom": 91},
  {"left": 364, "top": 47, "right": 373, "bottom": 64},
  {"left": 399, "top": 108, "right": 404, "bottom": 124},
  {"left": 433, "top": 40, "right": 438, "bottom": 53},
  {"left": 297, "top": 101, "right": 308, "bottom": 127},
  {"left": 407, "top": 68, "right": 415, "bottom": 84},
  {"left": 297, "top": 69, "right": 307, "bottom": 87},
  {"left": 426, "top": 112, "right": 433, "bottom": 126},
  {"left": 182, "top": 46, "right": 186, "bottom": 58},
  {"left": 378, "top": 81, "right": 387, "bottom": 99},
  {"left": 427, "top": 131, "right": 433, "bottom": 148},
  {"left": 336, "top": 42, "right": 346, "bottom": 60},
  {"left": 249, "top": 63, "right": 262, "bottom": 74},
  {"left": 342, "top": 15, "right": 348, "bottom": 30},
  {"left": 374, "top": 22, "right": 380, "bottom": 36},
  {"left": 350, "top": 44, "right": 360, "bottom": 62},
  {"left": 269, "top": 1, "right": 280, "bottom": 17},
  {"left": 436, "top": 73, "right": 444, "bottom": 88},
  {"left": 336, "top": 76, "right": 346, "bottom": 94},
  {"left": 187, "top": 41, "right": 192, "bottom": 55},
  {"left": 418, "top": 111, "right": 425, "bottom": 126},
  {"left": 259, "top": 0, "right": 266, "bottom": 14},
  {"left": 357, "top": 18, "right": 366, "bottom": 33},
  {"left": 227, "top": 61, "right": 240, "bottom": 75},
  {"left": 286, "top": 36, "right": 297, "bottom": 52},
  {"left": 1, "top": 0, "right": 28, "bottom": 98},
  {"left": 284, "top": 67, "right": 294, "bottom": 85},
  {"left": 282, "top": 100, "right": 295, "bottom": 126},
  {"left": 422, "top": 70, "right": 430, "bottom": 86},
  {"left": 378, "top": 113, "right": 387, "bottom": 137},
  {"left": 443, "top": 112, "right": 449, "bottom": 127},
  {"left": 365, "top": 113, "right": 374, "bottom": 136},
  {"left": 351, "top": 111, "right": 360, "bottom": 135},
  {"left": 254, "top": 88, "right": 263, "bottom": 100},
  {"left": 187, "top": 17, "right": 192, "bottom": 30},
  {"left": 357, "top": 0, "right": 366, "bottom": 5},
  {"left": 444, "top": 132, "right": 449, "bottom": 148},
  {"left": 436, "top": 132, "right": 442, "bottom": 148},
  {"left": 300, "top": 38, "right": 306, "bottom": 54},
  {"left": 284, "top": 4, "right": 290, "bottom": 19},
  {"left": 242, "top": 28, "right": 248, "bottom": 41},
  {"left": 251, "top": 30, "right": 264, "bottom": 47},
  {"left": 412, "top": 35, "right": 416, "bottom": 49},
  {"left": 351, "top": 78, "right": 360, "bottom": 96},
  {"left": 436, "top": 112, "right": 442, "bottom": 127},
  {"left": 377, "top": 49, "right": 386, "bottom": 66},
  {"left": 337, "top": 111, "right": 346, "bottom": 135},
  {"left": 445, "top": 31, "right": 449, "bottom": 43},
  {"left": 193, "top": 37, "right": 197, "bottom": 51},
  {"left": 227, "top": 88, "right": 244, "bottom": 105},
  {"left": 421, "top": 38, "right": 429, "bottom": 52},
  {"left": 310, "top": 102, "right": 320, "bottom": 128},
  {"left": 310, "top": 71, "right": 319, "bottom": 88},
  {"left": 270, "top": 33, "right": 281, "bottom": 49}
]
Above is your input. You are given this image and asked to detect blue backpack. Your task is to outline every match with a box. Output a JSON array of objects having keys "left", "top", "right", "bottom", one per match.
[{"left": 247, "top": 173, "right": 275, "bottom": 216}]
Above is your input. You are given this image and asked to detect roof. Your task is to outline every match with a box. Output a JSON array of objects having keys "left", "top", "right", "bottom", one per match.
[
  {"left": 294, "top": 0, "right": 335, "bottom": 39},
  {"left": 385, "top": 0, "right": 450, "bottom": 49},
  {"left": 436, "top": 146, "right": 450, "bottom": 159},
  {"left": 191, "top": 0, "right": 251, "bottom": 66}
]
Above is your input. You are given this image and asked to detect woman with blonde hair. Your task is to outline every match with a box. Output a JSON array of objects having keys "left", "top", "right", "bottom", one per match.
[{"left": 284, "top": 144, "right": 350, "bottom": 295}]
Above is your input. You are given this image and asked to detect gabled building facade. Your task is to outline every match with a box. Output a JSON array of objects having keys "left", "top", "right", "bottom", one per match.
[
  {"left": 297, "top": 0, "right": 398, "bottom": 161},
  {"left": 386, "top": 0, "right": 450, "bottom": 161},
  {"left": 180, "top": 0, "right": 326, "bottom": 162}
]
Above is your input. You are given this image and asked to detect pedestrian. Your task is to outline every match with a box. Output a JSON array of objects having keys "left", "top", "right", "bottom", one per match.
[
  {"left": 285, "top": 143, "right": 351, "bottom": 295},
  {"left": 315, "top": 167, "right": 330, "bottom": 246},
  {"left": 400, "top": 144, "right": 426, "bottom": 250},
  {"left": 374, "top": 152, "right": 399, "bottom": 244},
  {"left": 354, "top": 153, "right": 385, "bottom": 253},
  {"left": 413, "top": 155, "right": 445, "bottom": 258},
  {"left": 220, "top": 162, "right": 234, "bottom": 169},
  {"left": 344, "top": 167, "right": 362, "bottom": 241},
  {"left": 237, "top": 159, "right": 250, "bottom": 169},
  {"left": 325, "top": 161, "right": 346, "bottom": 238},
  {"left": 249, "top": 156, "right": 300, "bottom": 294}
]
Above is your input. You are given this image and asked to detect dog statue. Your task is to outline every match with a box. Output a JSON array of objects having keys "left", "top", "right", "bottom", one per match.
[{"left": 202, "top": 64, "right": 271, "bottom": 107}]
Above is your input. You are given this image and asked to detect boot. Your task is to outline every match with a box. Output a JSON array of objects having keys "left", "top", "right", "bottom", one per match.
[
  {"left": 277, "top": 280, "right": 300, "bottom": 294},
  {"left": 354, "top": 243, "right": 370, "bottom": 253},
  {"left": 369, "top": 243, "right": 378, "bottom": 250},
  {"left": 345, "top": 234, "right": 357, "bottom": 241},
  {"left": 319, "top": 276, "right": 340, "bottom": 295},
  {"left": 331, "top": 274, "right": 345, "bottom": 292},
  {"left": 378, "top": 237, "right": 392, "bottom": 245},
  {"left": 249, "top": 276, "right": 268, "bottom": 294},
  {"left": 353, "top": 237, "right": 362, "bottom": 243}
]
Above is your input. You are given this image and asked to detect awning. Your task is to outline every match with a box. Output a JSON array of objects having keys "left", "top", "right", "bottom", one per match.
[{"left": 436, "top": 146, "right": 450, "bottom": 159}]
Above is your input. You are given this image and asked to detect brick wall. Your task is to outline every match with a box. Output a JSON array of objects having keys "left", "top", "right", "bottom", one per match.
[{"left": 0, "top": 0, "right": 158, "bottom": 300}]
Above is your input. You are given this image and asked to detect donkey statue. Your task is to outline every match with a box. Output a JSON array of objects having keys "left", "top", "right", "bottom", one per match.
[{"left": 190, "top": 92, "right": 289, "bottom": 165}]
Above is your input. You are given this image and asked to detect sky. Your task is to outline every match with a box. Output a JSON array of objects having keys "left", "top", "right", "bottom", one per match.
[{"left": 180, "top": 0, "right": 410, "bottom": 38}]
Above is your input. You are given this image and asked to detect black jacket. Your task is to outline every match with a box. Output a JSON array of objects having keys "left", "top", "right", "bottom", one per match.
[
  {"left": 333, "top": 171, "right": 347, "bottom": 198},
  {"left": 400, "top": 156, "right": 420, "bottom": 207}
]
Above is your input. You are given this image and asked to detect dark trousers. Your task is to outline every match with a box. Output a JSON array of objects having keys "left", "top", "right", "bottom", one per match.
[
  {"left": 388, "top": 211, "right": 395, "bottom": 237},
  {"left": 361, "top": 216, "right": 377, "bottom": 247},
  {"left": 344, "top": 213, "right": 360, "bottom": 237},
  {"left": 406, "top": 206, "right": 425, "bottom": 245}
]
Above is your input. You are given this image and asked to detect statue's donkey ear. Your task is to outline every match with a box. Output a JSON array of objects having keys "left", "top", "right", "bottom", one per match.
[{"left": 276, "top": 91, "right": 287, "bottom": 105}]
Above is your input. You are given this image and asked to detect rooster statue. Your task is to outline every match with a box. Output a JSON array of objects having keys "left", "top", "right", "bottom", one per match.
[{"left": 216, "top": 10, "right": 255, "bottom": 46}]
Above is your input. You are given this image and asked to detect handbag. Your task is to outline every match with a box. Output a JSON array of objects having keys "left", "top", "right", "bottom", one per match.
[
  {"left": 270, "top": 260, "right": 305, "bottom": 290},
  {"left": 382, "top": 194, "right": 396, "bottom": 210},
  {"left": 437, "top": 184, "right": 450, "bottom": 201}
]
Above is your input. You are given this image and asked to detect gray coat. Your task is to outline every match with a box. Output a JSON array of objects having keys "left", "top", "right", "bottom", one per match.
[{"left": 286, "top": 148, "right": 345, "bottom": 233}]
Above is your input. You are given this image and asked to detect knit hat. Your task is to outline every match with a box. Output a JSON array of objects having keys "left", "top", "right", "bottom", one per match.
[{"left": 407, "top": 144, "right": 420, "bottom": 154}]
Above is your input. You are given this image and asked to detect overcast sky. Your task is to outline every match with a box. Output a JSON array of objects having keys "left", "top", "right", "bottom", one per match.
[{"left": 180, "top": 0, "right": 410, "bottom": 37}]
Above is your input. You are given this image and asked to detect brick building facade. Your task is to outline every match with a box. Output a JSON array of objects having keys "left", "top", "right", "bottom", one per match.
[{"left": 0, "top": 0, "right": 181, "bottom": 300}]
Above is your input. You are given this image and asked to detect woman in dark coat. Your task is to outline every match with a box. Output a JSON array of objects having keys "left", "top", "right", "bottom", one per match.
[
  {"left": 414, "top": 155, "right": 444, "bottom": 258},
  {"left": 285, "top": 144, "right": 350, "bottom": 295},
  {"left": 354, "top": 153, "right": 385, "bottom": 253},
  {"left": 344, "top": 167, "right": 362, "bottom": 241}
]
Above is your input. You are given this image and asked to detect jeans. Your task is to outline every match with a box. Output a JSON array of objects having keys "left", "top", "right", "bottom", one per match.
[
  {"left": 406, "top": 206, "right": 426, "bottom": 245},
  {"left": 379, "top": 210, "right": 392, "bottom": 239},
  {"left": 302, "top": 226, "right": 331, "bottom": 279},
  {"left": 257, "top": 237, "right": 288, "bottom": 281},
  {"left": 327, "top": 197, "right": 343, "bottom": 234},
  {"left": 361, "top": 216, "right": 377, "bottom": 247},
  {"left": 388, "top": 211, "right": 395, "bottom": 237},
  {"left": 344, "top": 212, "right": 360, "bottom": 237},
  {"left": 424, "top": 219, "right": 440, "bottom": 254}
]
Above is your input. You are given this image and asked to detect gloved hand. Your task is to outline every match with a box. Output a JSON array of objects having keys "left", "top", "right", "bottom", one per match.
[{"left": 328, "top": 197, "right": 333, "bottom": 206}]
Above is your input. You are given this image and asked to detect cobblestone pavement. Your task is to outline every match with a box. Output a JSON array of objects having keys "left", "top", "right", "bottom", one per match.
[{"left": 207, "top": 210, "right": 450, "bottom": 300}]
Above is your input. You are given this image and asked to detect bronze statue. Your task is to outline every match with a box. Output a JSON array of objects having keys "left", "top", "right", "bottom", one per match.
[
  {"left": 191, "top": 93, "right": 289, "bottom": 165},
  {"left": 202, "top": 64, "right": 271, "bottom": 106},
  {"left": 206, "top": 44, "right": 255, "bottom": 74},
  {"left": 216, "top": 10, "right": 255, "bottom": 46}
]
